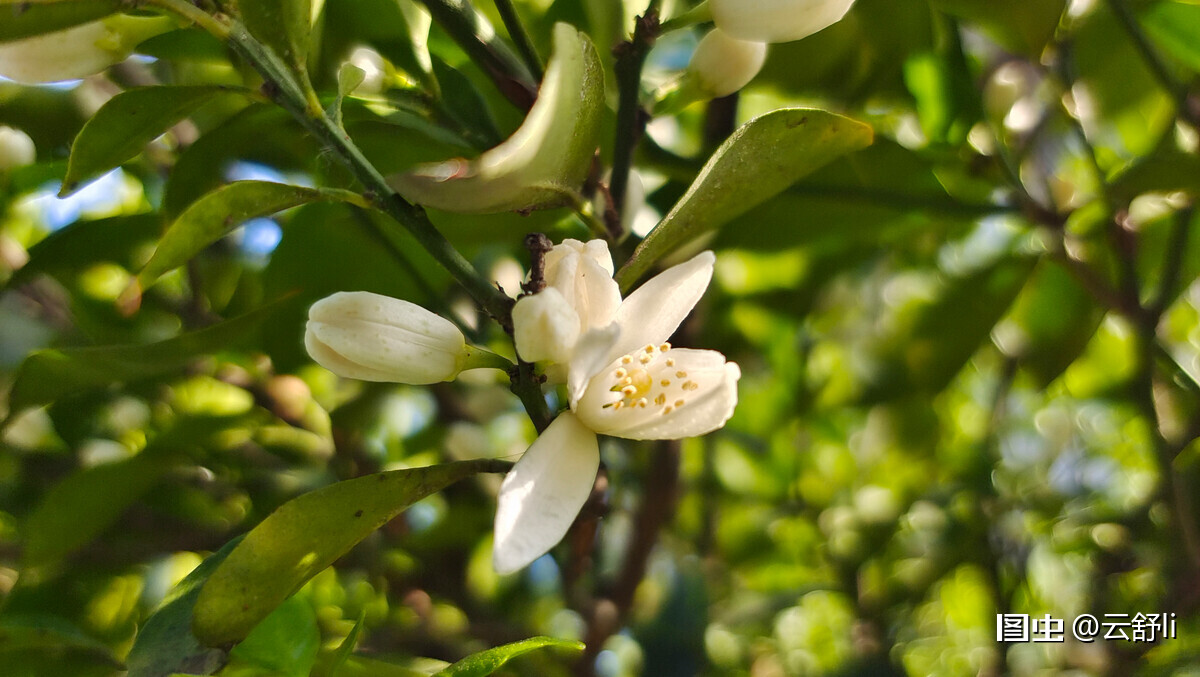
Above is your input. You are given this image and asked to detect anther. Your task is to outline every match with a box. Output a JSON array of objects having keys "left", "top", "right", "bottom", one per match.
[
  {"left": 661, "top": 379, "right": 671, "bottom": 387},
  {"left": 637, "top": 398, "right": 648, "bottom": 408},
  {"left": 660, "top": 343, "right": 671, "bottom": 351},
  {"left": 655, "top": 394, "right": 666, "bottom": 406},
  {"left": 622, "top": 355, "right": 633, "bottom": 365},
  {"left": 644, "top": 344, "right": 655, "bottom": 353},
  {"left": 615, "top": 368, "right": 628, "bottom": 379},
  {"left": 675, "top": 399, "right": 685, "bottom": 408},
  {"left": 666, "top": 358, "right": 675, "bottom": 367},
  {"left": 622, "top": 385, "right": 638, "bottom": 397},
  {"left": 683, "top": 381, "right": 699, "bottom": 391},
  {"left": 639, "top": 354, "right": 652, "bottom": 364},
  {"left": 676, "top": 371, "right": 687, "bottom": 378},
  {"left": 613, "top": 401, "right": 624, "bottom": 410},
  {"left": 662, "top": 406, "right": 673, "bottom": 415}
]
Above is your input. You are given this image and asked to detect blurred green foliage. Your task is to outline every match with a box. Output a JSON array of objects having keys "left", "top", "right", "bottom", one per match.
[{"left": 2, "top": 0, "right": 1200, "bottom": 676}]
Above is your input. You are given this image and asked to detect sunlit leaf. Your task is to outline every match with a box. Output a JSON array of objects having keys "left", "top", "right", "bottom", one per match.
[
  {"left": 432, "top": 637, "right": 585, "bottom": 677},
  {"left": 126, "top": 537, "right": 244, "bottom": 677},
  {"left": 133, "top": 181, "right": 362, "bottom": 298},
  {"left": 617, "top": 109, "right": 874, "bottom": 289},
  {"left": 192, "top": 459, "right": 507, "bottom": 645},
  {"left": 61, "top": 86, "right": 250, "bottom": 196}
]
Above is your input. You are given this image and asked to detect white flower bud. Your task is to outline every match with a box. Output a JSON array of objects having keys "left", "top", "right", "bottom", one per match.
[
  {"left": 710, "top": 0, "right": 856, "bottom": 44},
  {"left": 687, "top": 30, "right": 768, "bottom": 98},
  {"left": 512, "top": 287, "right": 581, "bottom": 364},
  {"left": 0, "top": 15, "right": 174, "bottom": 84},
  {"left": 0, "top": 126, "right": 36, "bottom": 171},
  {"left": 541, "top": 239, "right": 621, "bottom": 336},
  {"left": 305, "top": 291, "right": 469, "bottom": 385}
]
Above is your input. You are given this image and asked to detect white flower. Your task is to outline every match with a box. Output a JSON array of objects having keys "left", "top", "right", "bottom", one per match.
[
  {"left": 710, "top": 0, "right": 857, "bottom": 44},
  {"left": 512, "top": 238, "right": 621, "bottom": 365},
  {"left": 687, "top": 29, "right": 768, "bottom": 98},
  {"left": 0, "top": 126, "right": 36, "bottom": 171},
  {"left": 0, "top": 15, "right": 174, "bottom": 84},
  {"left": 305, "top": 291, "right": 500, "bottom": 385},
  {"left": 494, "top": 250, "right": 740, "bottom": 574}
]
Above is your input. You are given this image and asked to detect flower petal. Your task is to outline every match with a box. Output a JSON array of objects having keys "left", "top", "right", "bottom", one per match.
[
  {"left": 604, "top": 251, "right": 715, "bottom": 366},
  {"left": 544, "top": 242, "right": 621, "bottom": 334},
  {"left": 574, "top": 348, "right": 740, "bottom": 440},
  {"left": 493, "top": 413, "right": 600, "bottom": 574},
  {"left": 512, "top": 287, "right": 581, "bottom": 363},
  {"left": 566, "top": 323, "right": 622, "bottom": 405}
]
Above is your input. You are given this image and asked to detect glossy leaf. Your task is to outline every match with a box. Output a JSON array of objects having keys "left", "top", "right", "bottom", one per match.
[
  {"left": 433, "top": 637, "right": 585, "bottom": 677},
  {"left": 617, "top": 109, "right": 874, "bottom": 289},
  {"left": 6, "top": 297, "right": 297, "bottom": 414},
  {"left": 389, "top": 23, "right": 604, "bottom": 214},
  {"left": 192, "top": 459, "right": 506, "bottom": 645},
  {"left": 1143, "top": 1, "right": 1200, "bottom": 73},
  {"left": 0, "top": 0, "right": 120, "bottom": 43},
  {"left": 133, "top": 181, "right": 360, "bottom": 298},
  {"left": 125, "top": 538, "right": 244, "bottom": 677},
  {"left": 61, "top": 86, "right": 249, "bottom": 196},
  {"left": 929, "top": 0, "right": 1066, "bottom": 56}
]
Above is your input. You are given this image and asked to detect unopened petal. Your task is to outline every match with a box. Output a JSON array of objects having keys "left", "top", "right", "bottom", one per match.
[
  {"left": 710, "top": 0, "right": 856, "bottom": 44},
  {"left": 543, "top": 239, "right": 621, "bottom": 334},
  {"left": 513, "top": 288, "right": 581, "bottom": 363},
  {"left": 0, "top": 15, "right": 173, "bottom": 84},
  {"left": 574, "top": 348, "right": 740, "bottom": 440},
  {"left": 603, "top": 251, "right": 715, "bottom": 366},
  {"left": 688, "top": 30, "right": 768, "bottom": 98},
  {"left": 305, "top": 292, "right": 466, "bottom": 384},
  {"left": 493, "top": 413, "right": 600, "bottom": 574}
]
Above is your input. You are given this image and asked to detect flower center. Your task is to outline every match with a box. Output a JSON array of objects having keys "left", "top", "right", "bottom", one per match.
[{"left": 602, "top": 343, "right": 697, "bottom": 415}]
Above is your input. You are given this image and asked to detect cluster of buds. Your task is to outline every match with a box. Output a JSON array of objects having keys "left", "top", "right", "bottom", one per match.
[{"left": 686, "top": 0, "right": 858, "bottom": 98}]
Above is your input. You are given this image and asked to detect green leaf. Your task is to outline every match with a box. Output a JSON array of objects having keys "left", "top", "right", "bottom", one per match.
[
  {"left": 22, "top": 451, "right": 179, "bottom": 567},
  {"left": 134, "top": 181, "right": 361, "bottom": 297},
  {"left": 1004, "top": 259, "right": 1106, "bottom": 387},
  {"left": 617, "top": 109, "right": 874, "bottom": 289},
  {"left": 228, "top": 596, "right": 319, "bottom": 677},
  {"left": 239, "top": 0, "right": 313, "bottom": 74},
  {"left": 5, "top": 214, "right": 161, "bottom": 290},
  {"left": 61, "top": 86, "right": 249, "bottom": 196},
  {"left": 6, "top": 296, "right": 297, "bottom": 414},
  {"left": 389, "top": 23, "right": 604, "bottom": 214},
  {"left": 928, "top": 0, "right": 1066, "bottom": 56},
  {"left": 862, "top": 254, "right": 1036, "bottom": 402},
  {"left": 322, "top": 614, "right": 364, "bottom": 677},
  {"left": 192, "top": 459, "right": 506, "bottom": 646},
  {"left": 1142, "top": 1, "right": 1200, "bottom": 73},
  {"left": 433, "top": 637, "right": 585, "bottom": 677},
  {"left": 0, "top": 0, "right": 120, "bottom": 43},
  {"left": 126, "top": 537, "right": 245, "bottom": 677}
]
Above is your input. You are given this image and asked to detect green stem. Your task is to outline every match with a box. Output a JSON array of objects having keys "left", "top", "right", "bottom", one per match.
[
  {"left": 224, "top": 24, "right": 513, "bottom": 324},
  {"left": 493, "top": 0, "right": 543, "bottom": 80},
  {"left": 416, "top": 0, "right": 537, "bottom": 109},
  {"left": 144, "top": 0, "right": 231, "bottom": 39}
]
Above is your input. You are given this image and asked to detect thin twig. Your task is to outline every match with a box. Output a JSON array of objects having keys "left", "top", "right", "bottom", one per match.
[
  {"left": 1103, "top": 0, "right": 1200, "bottom": 128},
  {"left": 608, "top": 9, "right": 661, "bottom": 237},
  {"left": 493, "top": 0, "right": 543, "bottom": 80}
]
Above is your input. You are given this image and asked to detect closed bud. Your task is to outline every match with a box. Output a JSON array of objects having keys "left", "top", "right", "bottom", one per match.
[
  {"left": 0, "top": 126, "right": 36, "bottom": 171},
  {"left": 710, "top": 0, "right": 856, "bottom": 44},
  {"left": 0, "top": 15, "right": 174, "bottom": 84},
  {"left": 305, "top": 292, "right": 470, "bottom": 385},
  {"left": 687, "top": 30, "right": 768, "bottom": 98},
  {"left": 513, "top": 287, "right": 581, "bottom": 364}
]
